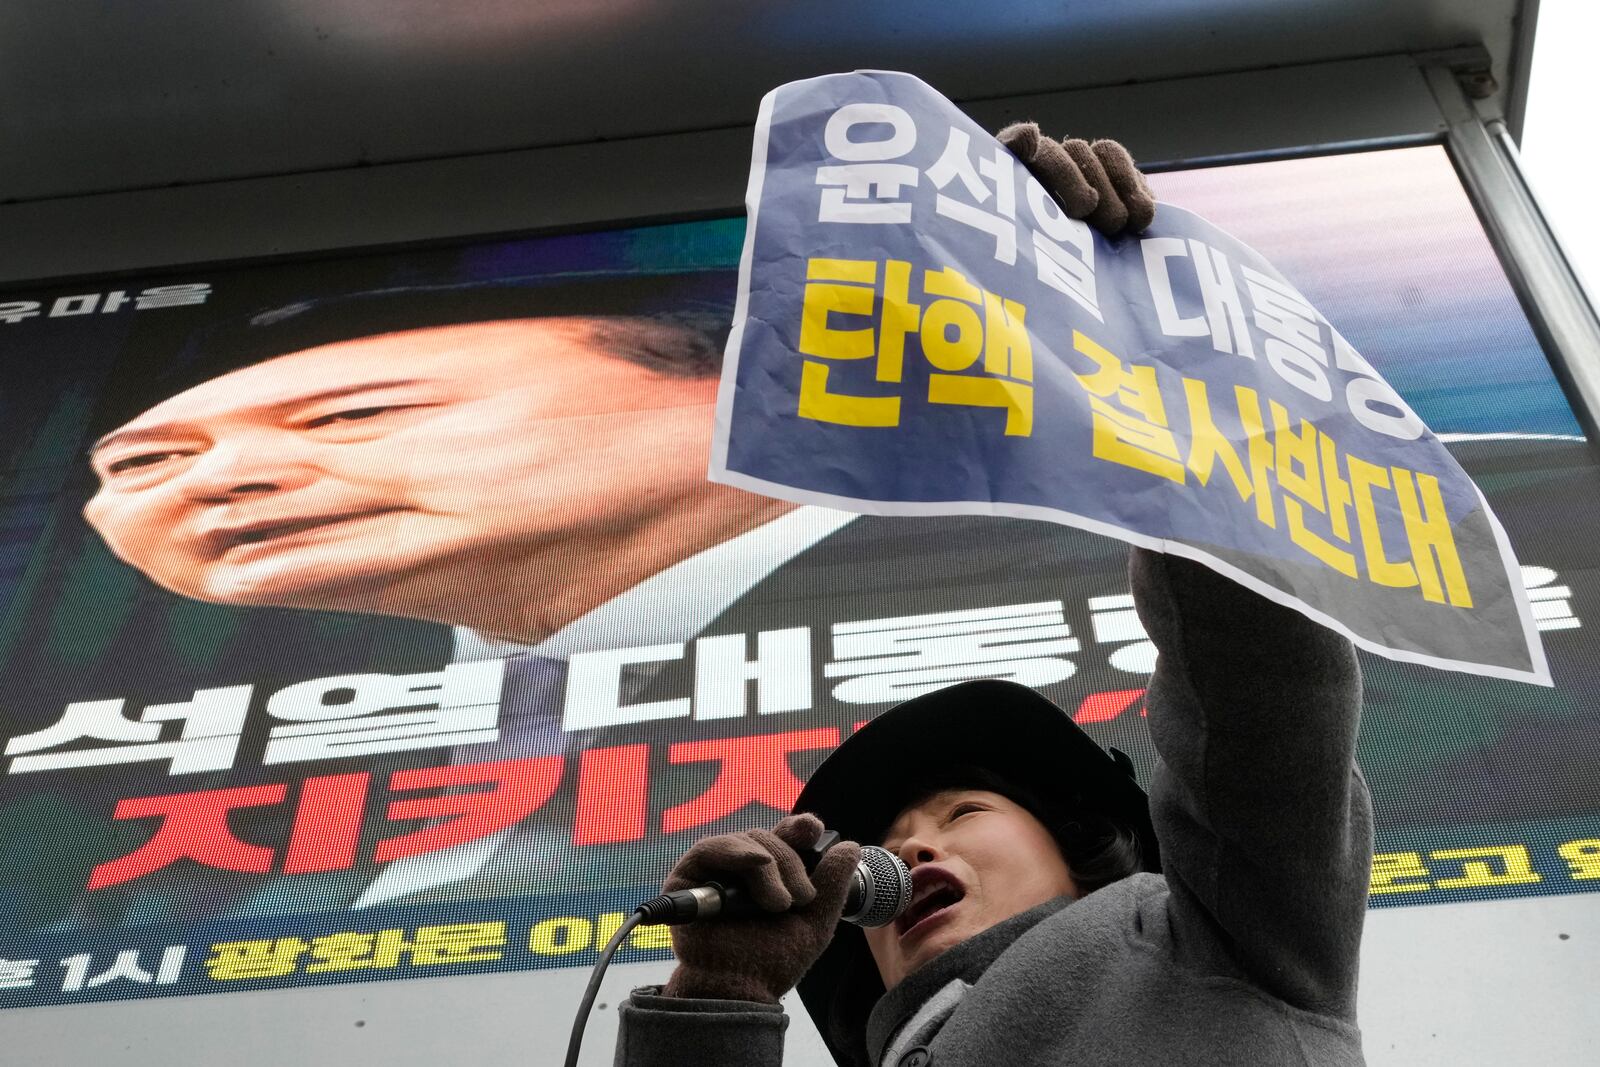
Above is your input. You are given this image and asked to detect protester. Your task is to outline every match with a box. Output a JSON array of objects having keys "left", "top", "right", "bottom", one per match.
[
  {"left": 615, "top": 548, "right": 1371, "bottom": 1066},
  {"left": 611, "top": 132, "right": 1372, "bottom": 1065}
]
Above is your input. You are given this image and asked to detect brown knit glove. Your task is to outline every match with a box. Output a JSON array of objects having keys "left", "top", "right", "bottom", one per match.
[
  {"left": 997, "top": 122, "right": 1156, "bottom": 236},
  {"left": 660, "top": 813, "right": 861, "bottom": 1004}
]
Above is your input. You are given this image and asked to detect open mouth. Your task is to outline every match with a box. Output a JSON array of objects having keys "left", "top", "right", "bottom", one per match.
[{"left": 896, "top": 871, "right": 966, "bottom": 936}]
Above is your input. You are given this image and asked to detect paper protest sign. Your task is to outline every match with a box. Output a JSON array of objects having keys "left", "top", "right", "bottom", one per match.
[{"left": 709, "top": 70, "right": 1551, "bottom": 684}]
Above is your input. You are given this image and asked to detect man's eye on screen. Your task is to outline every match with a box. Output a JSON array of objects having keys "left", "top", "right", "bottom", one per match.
[
  {"left": 303, "top": 405, "right": 399, "bottom": 428},
  {"left": 104, "top": 450, "right": 189, "bottom": 476},
  {"left": 300, "top": 402, "right": 443, "bottom": 435}
]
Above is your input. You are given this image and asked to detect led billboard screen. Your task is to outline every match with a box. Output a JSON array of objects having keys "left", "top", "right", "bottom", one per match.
[{"left": 0, "top": 145, "right": 1594, "bottom": 1011}]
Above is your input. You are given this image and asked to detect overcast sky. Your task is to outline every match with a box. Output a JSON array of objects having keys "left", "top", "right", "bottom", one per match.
[{"left": 1518, "top": 0, "right": 1596, "bottom": 300}]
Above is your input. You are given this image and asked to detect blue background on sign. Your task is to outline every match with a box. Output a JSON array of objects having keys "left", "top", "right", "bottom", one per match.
[{"left": 728, "top": 72, "right": 1481, "bottom": 564}]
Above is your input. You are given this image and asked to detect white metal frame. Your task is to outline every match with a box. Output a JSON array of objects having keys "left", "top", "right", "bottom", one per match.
[{"left": 1424, "top": 61, "right": 1600, "bottom": 442}]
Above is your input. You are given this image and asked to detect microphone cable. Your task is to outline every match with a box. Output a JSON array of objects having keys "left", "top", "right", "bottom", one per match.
[
  {"left": 556, "top": 889, "right": 720, "bottom": 1067},
  {"left": 562, "top": 904, "right": 645, "bottom": 1067}
]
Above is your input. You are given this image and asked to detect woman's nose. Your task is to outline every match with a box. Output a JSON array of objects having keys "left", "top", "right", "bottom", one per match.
[{"left": 896, "top": 835, "right": 943, "bottom": 868}]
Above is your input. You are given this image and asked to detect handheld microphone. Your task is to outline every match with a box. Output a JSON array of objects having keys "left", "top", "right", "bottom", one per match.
[
  {"left": 568, "top": 831, "right": 909, "bottom": 1067},
  {"left": 639, "top": 829, "right": 912, "bottom": 928}
]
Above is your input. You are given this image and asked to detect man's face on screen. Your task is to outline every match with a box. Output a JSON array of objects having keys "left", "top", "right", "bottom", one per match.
[{"left": 83, "top": 318, "right": 721, "bottom": 615}]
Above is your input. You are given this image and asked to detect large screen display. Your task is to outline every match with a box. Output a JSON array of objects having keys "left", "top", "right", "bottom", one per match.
[{"left": 0, "top": 144, "right": 1595, "bottom": 1011}]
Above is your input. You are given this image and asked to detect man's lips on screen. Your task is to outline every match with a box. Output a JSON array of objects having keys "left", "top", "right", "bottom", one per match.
[{"left": 200, "top": 509, "right": 399, "bottom": 556}]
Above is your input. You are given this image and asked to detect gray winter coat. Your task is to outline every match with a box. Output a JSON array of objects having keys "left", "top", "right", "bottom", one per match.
[{"left": 615, "top": 549, "right": 1373, "bottom": 1065}]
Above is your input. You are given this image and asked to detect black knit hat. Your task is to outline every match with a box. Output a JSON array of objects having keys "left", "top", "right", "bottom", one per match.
[{"left": 791, "top": 679, "right": 1158, "bottom": 1067}]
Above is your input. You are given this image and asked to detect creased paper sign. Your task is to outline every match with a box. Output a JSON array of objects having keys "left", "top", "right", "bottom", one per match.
[{"left": 710, "top": 70, "right": 1550, "bottom": 685}]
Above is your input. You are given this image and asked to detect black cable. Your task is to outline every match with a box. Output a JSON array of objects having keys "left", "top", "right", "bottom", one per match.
[
  {"left": 564, "top": 890, "right": 713, "bottom": 1067},
  {"left": 562, "top": 908, "right": 648, "bottom": 1067}
]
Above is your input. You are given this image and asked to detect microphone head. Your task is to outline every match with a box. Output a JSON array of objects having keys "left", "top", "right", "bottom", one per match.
[{"left": 841, "top": 846, "right": 912, "bottom": 928}]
